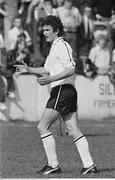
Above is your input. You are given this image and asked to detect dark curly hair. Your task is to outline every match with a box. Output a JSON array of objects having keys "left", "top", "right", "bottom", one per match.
[{"left": 41, "top": 15, "right": 64, "bottom": 37}]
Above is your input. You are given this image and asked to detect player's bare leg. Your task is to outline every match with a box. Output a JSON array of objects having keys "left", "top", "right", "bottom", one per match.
[
  {"left": 37, "top": 108, "right": 61, "bottom": 175},
  {"left": 63, "top": 112, "right": 97, "bottom": 175}
]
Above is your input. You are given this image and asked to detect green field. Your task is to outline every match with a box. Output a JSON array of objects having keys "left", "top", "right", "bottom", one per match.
[{"left": 0, "top": 119, "right": 115, "bottom": 178}]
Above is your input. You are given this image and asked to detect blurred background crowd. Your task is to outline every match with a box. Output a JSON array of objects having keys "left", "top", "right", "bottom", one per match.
[{"left": 1, "top": 0, "right": 115, "bottom": 112}]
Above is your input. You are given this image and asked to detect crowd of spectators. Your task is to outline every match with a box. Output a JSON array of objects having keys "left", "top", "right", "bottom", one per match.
[{"left": 1, "top": 0, "right": 115, "bottom": 113}]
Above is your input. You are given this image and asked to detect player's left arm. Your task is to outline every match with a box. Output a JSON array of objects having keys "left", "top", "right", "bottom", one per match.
[{"left": 37, "top": 67, "right": 75, "bottom": 85}]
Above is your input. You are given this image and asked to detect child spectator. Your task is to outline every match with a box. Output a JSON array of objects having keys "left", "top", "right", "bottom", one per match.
[
  {"left": 7, "top": 15, "right": 31, "bottom": 51},
  {"left": 89, "top": 34, "right": 111, "bottom": 75},
  {"left": 5, "top": 37, "right": 31, "bottom": 97},
  {"left": 7, "top": 37, "right": 31, "bottom": 70}
]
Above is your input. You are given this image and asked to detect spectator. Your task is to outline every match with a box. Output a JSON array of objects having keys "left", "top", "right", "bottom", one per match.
[
  {"left": 0, "top": 1, "right": 9, "bottom": 36},
  {"left": 2, "top": 0, "right": 18, "bottom": 51},
  {"left": 108, "top": 52, "right": 115, "bottom": 85},
  {"left": 78, "top": 3, "right": 95, "bottom": 56},
  {"left": 18, "top": 0, "right": 32, "bottom": 27},
  {"left": 0, "top": 72, "right": 7, "bottom": 110},
  {"left": 5, "top": 37, "right": 31, "bottom": 98},
  {"left": 110, "top": 14, "right": 115, "bottom": 49},
  {"left": 93, "top": 21, "right": 113, "bottom": 49},
  {"left": 1, "top": 65, "right": 15, "bottom": 99},
  {"left": 93, "top": 23, "right": 109, "bottom": 40},
  {"left": 53, "top": 0, "right": 64, "bottom": 8},
  {"left": 92, "top": 0, "right": 115, "bottom": 21},
  {"left": 89, "top": 34, "right": 111, "bottom": 75},
  {"left": 15, "top": 37, "right": 31, "bottom": 66},
  {"left": 7, "top": 15, "right": 31, "bottom": 51},
  {"left": 0, "top": 32, "right": 15, "bottom": 99},
  {"left": 7, "top": 37, "right": 31, "bottom": 70},
  {"left": 0, "top": 34, "right": 15, "bottom": 99},
  {"left": 57, "top": 0, "right": 82, "bottom": 58},
  {"left": 0, "top": 31, "right": 4, "bottom": 64},
  {"left": 41, "top": 0, "right": 58, "bottom": 17},
  {"left": 0, "top": 32, "right": 7, "bottom": 110}
]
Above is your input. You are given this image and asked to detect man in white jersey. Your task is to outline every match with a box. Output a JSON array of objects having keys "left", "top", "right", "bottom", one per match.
[{"left": 15, "top": 15, "right": 97, "bottom": 175}]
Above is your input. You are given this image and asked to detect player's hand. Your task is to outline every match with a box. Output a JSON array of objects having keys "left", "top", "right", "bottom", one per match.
[
  {"left": 14, "top": 64, "right": 28, "bottom": 74},
  {"left": 37, "top": 75, "right": 52, "bottom": 85}
]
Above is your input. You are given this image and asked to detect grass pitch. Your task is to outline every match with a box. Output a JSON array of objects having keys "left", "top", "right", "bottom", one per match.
[{"left": 0, "top": 119, "right": 115, "bottom": 178}]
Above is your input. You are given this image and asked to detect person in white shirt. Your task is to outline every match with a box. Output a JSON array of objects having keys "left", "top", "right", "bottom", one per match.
[
  {"left": 15, "top": 15, "right": 97, "bottom": 175},
  {"left": 89, "top": 34, "right": 111, "bottom": 75},
  {"left": 7, "top": 16, "right": 31, "bottom": 51},
  {"left": 57, "top": 0, "right": 82, "bottom": 57}
]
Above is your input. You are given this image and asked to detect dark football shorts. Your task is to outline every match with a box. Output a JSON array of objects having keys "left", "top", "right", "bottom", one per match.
[{"left": 46, "top": 84, "right": 77, "bottom": 115}]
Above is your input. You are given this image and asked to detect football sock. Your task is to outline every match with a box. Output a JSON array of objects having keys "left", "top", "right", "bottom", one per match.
[
  {"left": 74, "top": 135, "right": 94, "bottom": 168},
  {"left": 41, "top": 132, "right": 59, "bottom": 168}
]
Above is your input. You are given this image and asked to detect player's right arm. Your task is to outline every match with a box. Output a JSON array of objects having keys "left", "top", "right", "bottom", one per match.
[
  {"left": 14, "top": 64, "right": 49, "bottom": 76},
  {"left": 28, "top": 66, "right": 49, "bottom": 76}
]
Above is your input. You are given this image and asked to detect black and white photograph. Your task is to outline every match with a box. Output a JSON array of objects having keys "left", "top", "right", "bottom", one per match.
[{"left": 0, "top": 0, "right": 115, "bottom": 179}]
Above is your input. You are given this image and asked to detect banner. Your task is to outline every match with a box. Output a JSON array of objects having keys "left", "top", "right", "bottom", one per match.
[{"left": 75, "top": 75, "right": 115, "bottom": 120}]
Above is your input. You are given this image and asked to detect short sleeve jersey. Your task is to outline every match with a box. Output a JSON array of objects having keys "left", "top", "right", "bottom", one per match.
[
  {"left": 44, "top": 37, "right": 75, "bottom": 88},
  {"left": 89, "top": 45, "right": 110, "bottom": 69}
]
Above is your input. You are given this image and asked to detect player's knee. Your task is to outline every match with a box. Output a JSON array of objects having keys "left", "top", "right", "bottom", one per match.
[
  {"left": 66, "top": 126, "right": 74, "bottom": 137},
  {"left": 66, "top": 126, "right": 80, "bottom": 138},
  {"left": 37, "top": 121, "right": 48, "bottom": 135}
]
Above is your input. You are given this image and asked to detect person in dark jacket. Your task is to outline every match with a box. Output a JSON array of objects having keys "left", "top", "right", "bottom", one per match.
[{"left": 5, "top": 35, "right": 31, "bottom": 98}]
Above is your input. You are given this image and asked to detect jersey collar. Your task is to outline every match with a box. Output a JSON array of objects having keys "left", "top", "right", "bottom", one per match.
[{"left": 52, "top": 37, "right": 63, "bottom": 46}]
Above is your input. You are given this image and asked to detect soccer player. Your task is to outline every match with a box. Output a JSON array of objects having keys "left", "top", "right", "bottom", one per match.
[{"left": 15, "top": 15, "right": 97, "bottom": 175}]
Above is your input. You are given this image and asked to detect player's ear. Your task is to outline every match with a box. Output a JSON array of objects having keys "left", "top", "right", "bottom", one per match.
[{"left": 55, "top": 29, "right": 59, "bottom": 35}]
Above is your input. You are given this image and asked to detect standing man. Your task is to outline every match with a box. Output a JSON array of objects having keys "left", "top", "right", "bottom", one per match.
[
  {"left": 3, "top": 0, "right": 18, "bottom": 51},
  {"left": 78, "top": 3, "right": 95, "bottom": 56},
  {"left": 57, "top": 0, "right": 82, "bottom": 58},
  {"left": 15, "top": 15, "right": 97, "bottom": 175}
]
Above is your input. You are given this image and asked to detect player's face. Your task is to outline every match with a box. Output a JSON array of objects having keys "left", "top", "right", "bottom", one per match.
[{"left": 43, "top": 25, "right": 58, "bottom": 42}]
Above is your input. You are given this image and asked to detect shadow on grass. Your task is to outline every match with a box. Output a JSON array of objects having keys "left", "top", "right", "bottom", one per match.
[{"left": 98, "top": 168, "right": 115, "bottom": 173}]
